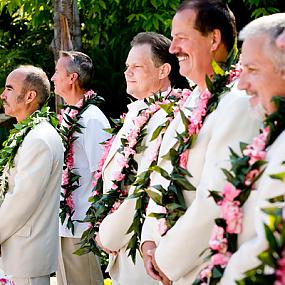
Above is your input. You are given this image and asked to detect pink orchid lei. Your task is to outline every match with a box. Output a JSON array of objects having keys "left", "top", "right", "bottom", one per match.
[
  {"left": 193, "top": 127, "right": 270, "bottom": 285},
  {"left": 195, "top": 96, "right": 285, "bottom": 285},
  {"left": 125, "top": 88, "right": 192, "bottom": 262},
  {"left": 92, "top": 113, "right": 127, "bottom": 195},
  {"left": 233, "top": 96, "right": 285, "bottom": 285},
  {"left": 75, "top": 89, "right": 190, "bottom": 257},
  {"left": 59, "top": 90, "right": 105, "bottom": 234},
  {"left": 148, "top": 60, "right": 241, "bottom": 237},
  {"left": 0, "top": 278, "right": 15, "bottom": 285},
  {"left": 74, "top": 113, "right": 126, "bottom": 256}
]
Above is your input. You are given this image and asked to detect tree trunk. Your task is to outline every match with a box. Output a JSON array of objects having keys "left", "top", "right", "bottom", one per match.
[{"left": 52, "top": 0, "right": 82, "bottom": 113}]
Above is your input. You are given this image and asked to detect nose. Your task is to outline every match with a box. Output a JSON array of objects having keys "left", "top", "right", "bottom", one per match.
[
  {"left": 237, "top": 71, "right": 249, "bottom": 92},
  {"left": 51, "top": 74, "right": 55, "bottom": 82},
  {"left": 0, "top": 90, "right": 6, "bottom": 100},
  {"left": 169, "top": 39, "right": 178, "bottom": 55},
  {"left": 124, "top": 67, "right": 133, "bottom": 77}
]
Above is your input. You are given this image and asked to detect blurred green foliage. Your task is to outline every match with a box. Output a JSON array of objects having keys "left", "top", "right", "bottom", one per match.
[{"left": 0, "top": 0, "right": 284, "bottom": 118}]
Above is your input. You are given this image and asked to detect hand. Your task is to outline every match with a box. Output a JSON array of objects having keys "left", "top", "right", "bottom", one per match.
[
  {"left": 95, "top": 234, "right": 117, "bottom": 255},
  {"left": 148, "top": 248, "right": 172, "bottom": 285},
  {"left": 142, "top": 241, "right": 162, "bottom": 281}
]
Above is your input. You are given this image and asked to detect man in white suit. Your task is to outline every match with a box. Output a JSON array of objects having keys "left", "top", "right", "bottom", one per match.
[
  {"left": 52, "top": 51, "right": 110, "bottom": 285},
  {"left": 219, "top": 13, "right": 285, "bottom": 285},
  {"left": 141, "top": 1, "right": 262, "bottom": 284},
  {"left": 0, "top": 65, "right": 64, "bottom": 285},
  {"left": 96, "top": 32, "right": 189, "bottom": 285}
]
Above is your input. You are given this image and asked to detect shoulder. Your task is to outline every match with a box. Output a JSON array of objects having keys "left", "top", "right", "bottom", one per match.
[
  {"left": 268, "top": 130, "right": 285, "bottom": 157},
  {"left": 24, "top": 121, "right": 63, "bottom": 152},
  {"left": 216, "top": 83, "right": 258, "bottom": 124},
  {"left": 81, "top": 105, "right": 110, "bottom": 127}
]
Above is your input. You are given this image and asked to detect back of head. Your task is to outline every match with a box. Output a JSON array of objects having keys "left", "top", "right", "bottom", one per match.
[
  {"left": 17, "top": 65, "right": 50, "bottom": 107},
  {"left": 131, "top": 32, "right": 189, "bottom": 89},
  {"left": 239, "top": 13, "right": 285, "bottom": 71},
  {"left": 59, "top": 51, "right": 94, "bottom": 90},
  {"left": 177, "top": 0, "right": 237, "bottom": 53}
]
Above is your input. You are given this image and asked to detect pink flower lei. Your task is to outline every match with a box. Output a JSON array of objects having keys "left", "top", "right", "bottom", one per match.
[
  {"left": 194, "top": 127, "right": 271, "bottom": 284},
  {"left": 232, "top": 96, "right": 285, "bottom": 285},
  {"left": 75, "top": 88, "right": 191, "bottom": 257},
  {"left": 59, "top": 90, "right": 104, "bottom": 234},
  {"left": 148, "top": 63, "right": 241, "bottom": 237},
  {"left": 125, "top": 88, "right": 192, "bottom": 262}
]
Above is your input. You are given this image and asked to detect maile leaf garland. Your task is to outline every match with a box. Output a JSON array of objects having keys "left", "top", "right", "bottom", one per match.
[
  {"left": 59, "top": 90, "right": 104, "bottom": 235},
  {"left": 74, "top": 113, "right": 126, "bottom": 256},
  {"left": 126, "top": 88, "right": 192, "bottom": 263}
]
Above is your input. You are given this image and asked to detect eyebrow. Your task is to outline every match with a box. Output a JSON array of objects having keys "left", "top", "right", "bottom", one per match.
[{"left": 5, "top": 84, "right": 13, "bottom": 89}]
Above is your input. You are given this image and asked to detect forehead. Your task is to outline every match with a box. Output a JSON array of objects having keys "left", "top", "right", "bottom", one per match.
[
  {"left": 171, "top": 9, "right": 197, "bottom": 36},
  {"left": 56, "top": 56, "right": 70, "bottom": 70},
  {"left": 241, "top": 35, "right": 273, "bottom": 67},
  {"left": 6, "top": 70, "right": 26, "bottom": 88},
  {"left": 126, "top": 44, "right": 154, "bottom": 65}
]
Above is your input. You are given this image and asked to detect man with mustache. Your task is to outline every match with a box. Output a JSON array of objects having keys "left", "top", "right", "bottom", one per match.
[
  {"left": 141, "top": 1, "right": 262, "bottom": 284},
  {"left": 0, "top": 65, "right": 64, "bottom": 285}
]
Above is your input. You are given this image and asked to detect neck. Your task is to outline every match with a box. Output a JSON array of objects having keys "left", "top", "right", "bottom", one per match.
[
  {"left": 65, "top": 89, "right": 87, "bottom": 106},
  {"left": 16, "top": 105, "right": 39, "bottom": 123}
]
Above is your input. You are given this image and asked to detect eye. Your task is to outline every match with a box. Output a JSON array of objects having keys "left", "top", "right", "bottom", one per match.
[{"left": 247, "top": 67, "right": 257, "bottom": 74}]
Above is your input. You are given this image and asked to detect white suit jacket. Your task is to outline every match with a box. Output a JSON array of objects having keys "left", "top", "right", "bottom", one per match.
[
  {"left": 141, "top": 84, "right": 262, "bottom": 284},
  {"left": 0, "top": 121, "right": 64, "bottom": 278},
  {"left": 220, "top": 130, "right": 285, "bottom": 284},
  {"left": 99, "top": 98, "right": 169, "bottom": 285}
]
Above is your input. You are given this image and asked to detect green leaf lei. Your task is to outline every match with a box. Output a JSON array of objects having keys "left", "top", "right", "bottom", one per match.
[
  {"left": 74, "top": 113, "right": 126, "bottom": 256},
  {"left": 236, "top": 192, "right": 285, "bottom": 285},
  {"left": 0, "top": 105, "right": 58, "bottom": 204},
  {"left": 235, "top": 112, "right": 285, "bottom": 285},
  {"left": 75, "top": 90, "right": 184, "bottom": 257},
  {"left": 59, "top": 92, "right": 104, "bottom": 235},
  {"left": 193, "top": 96, "right": 285, "bottom": 285},
  {"left": 125, "top": 90, "right": 189, "bottom": 263},
  {"left": 147, "top": 50, "right": 239, "bottom": 238}
]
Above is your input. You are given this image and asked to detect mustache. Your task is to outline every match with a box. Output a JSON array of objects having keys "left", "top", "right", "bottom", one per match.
[{"left": 175, "top": 52, "right": 188, "bottom": 57}]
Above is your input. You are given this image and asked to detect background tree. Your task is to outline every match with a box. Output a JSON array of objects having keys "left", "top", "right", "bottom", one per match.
[{"left": 0, "top": 0, "right": 284, "bottom": 119}]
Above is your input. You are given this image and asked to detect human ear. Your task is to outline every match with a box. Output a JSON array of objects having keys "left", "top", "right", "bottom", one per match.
[
  {"left": 25, "top": 90, "right": 37, "bottom": 104},
  {"left": 210, "top": 29, "right": 222, "bottom": 51},
  {"left": 159, "top": 63, "right": 171, "bottom": 79},
  {"left": 70, "top": 72, "right": 79, "bottom": 83}
]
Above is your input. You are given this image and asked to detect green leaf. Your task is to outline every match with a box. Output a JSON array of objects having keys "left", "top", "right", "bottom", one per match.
[
  {"left": 151, "top": 125, "right": 164, "bottom": 141},
  {"left": 212, "top": 60, "right": 225, "bottom": 76},
  {"left": 209, "top": 190, "right": 223, "bottom": 203},
  {"left": 150, "top": 165, "right": 171, "bottom": 180},
  {"left": 263, "top": 223, "right": 278, "bottom": 253},
  {"left": 146, "top": 188, "right": 163, "bottom": 205},
  {"left": 270, "top": 171, "right": 285, "bottom": 181}
]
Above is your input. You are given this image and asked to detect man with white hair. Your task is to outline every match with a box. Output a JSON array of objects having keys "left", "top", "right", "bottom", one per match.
[{"left": 215, "top": 13, "right": 285, "bottom": 284}]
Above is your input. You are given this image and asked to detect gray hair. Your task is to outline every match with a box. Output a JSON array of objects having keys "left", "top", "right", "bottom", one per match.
[
  {"left": 59, "top": 50, "right": 94, "bottom": 90},
  {"left": 16, "top": 65, "right": 50, "bottom": 107},
  {"left": 239, "top": 13, "right": 285, "bottom": 71}
]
